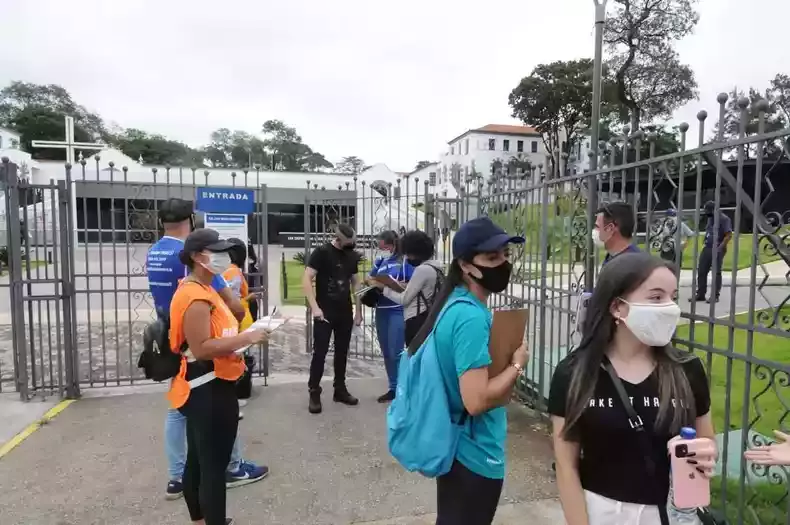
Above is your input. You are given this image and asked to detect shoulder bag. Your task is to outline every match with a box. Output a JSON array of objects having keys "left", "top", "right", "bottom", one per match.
[{"left": 602, "top": 359, "right": 727, "bottom": 525}]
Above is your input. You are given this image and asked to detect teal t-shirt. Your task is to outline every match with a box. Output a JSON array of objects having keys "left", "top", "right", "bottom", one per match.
[{"left": 434, "top": 286, "right": 507, "bottom": 479}]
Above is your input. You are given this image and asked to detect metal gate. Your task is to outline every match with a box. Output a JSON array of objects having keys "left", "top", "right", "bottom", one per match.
[
  {"left": 300, "top": 176, "right": 476, "bottom": 358},
  {"left": 0, "top": 158, "right": 270, "bottom": 399},
  {"left": 480, "top": 97, "right": 790, "bottom": 525}
]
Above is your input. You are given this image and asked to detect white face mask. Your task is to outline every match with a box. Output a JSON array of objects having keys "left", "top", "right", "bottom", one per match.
[
  {"left": 201, "top": 252, "right": 231, "bottom": 274},
  {"left": 619, "top": 300, "right": 681, "bottom": 347},
  {"left": 592, "top": 228, "right": 606, "bottom": 248}
]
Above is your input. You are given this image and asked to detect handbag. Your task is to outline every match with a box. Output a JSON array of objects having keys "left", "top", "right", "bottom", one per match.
[{"left": 602, "top": 359, "right": 727, "bottom": 525}]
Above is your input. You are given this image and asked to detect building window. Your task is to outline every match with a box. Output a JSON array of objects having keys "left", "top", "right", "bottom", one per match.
[
  {"left": 488, "top": 139, "right": 495, "bottom": 151},
  {"left": 394, "top": 186, "right": 401, "bottom": 199},
  {"left": 429, "top": 172, "right": 436, "bottom": 186},
  {"left": 503, "top": 139, "right": 510, "bottom": 152},
  {"left": 517, "top": 140, "right": 523, "bottom": 153},
  {"left": 451, "top": 146, "right": 455, "bottom": 155},
  {"left": 531, "top": 140, "right": 538, "bottom": 153},
  {"left": 464, "top": 139, "right": 469, "bottom": 155}
]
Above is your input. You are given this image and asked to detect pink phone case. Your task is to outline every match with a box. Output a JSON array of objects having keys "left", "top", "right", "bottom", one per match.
[{"left": 669, "top": 438, "right": 711, "bottom": 508}]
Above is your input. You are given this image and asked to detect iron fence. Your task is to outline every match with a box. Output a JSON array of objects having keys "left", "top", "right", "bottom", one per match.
[
  {"left": 481, "top": 95, "right": 790, "bottom": 525},
  {"left": 0, "top": 158, "right": 271, "bottom": 399}
]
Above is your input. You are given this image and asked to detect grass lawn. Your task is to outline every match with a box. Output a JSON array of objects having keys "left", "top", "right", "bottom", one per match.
[
  {"left": 280, "top": 257, "right": 374, "bottom": 306},
  {"left": 0, "top": 259, "right": 48, "bottom": 276},
  {"left": 674, "top": 309, "right": 790, "bottom": 438},
  {"left": 637, "top": 234, "right": 782, "bottom": 271},
  {"left": 710, "top": 474, "right": 788, "bottom": 525}
]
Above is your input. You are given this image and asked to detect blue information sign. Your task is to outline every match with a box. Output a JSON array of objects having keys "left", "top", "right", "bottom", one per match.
[{"left": 195, "top": 187, "right": 255, "bottom": 215}]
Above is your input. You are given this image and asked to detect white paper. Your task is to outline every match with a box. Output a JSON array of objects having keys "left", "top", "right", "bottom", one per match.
[{"left": 235, "top": 316, "right": 289, "bottom": 354}]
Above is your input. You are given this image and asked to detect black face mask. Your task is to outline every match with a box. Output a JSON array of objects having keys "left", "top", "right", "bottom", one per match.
[
  {"left": 343, "top": 243, "right": 356, "bottom": 251},
  {"left": 470, "top": 261, "right": 512, "bottom": 293},
  {"left": 406, "top": 257, "right": 424, "bottom": 267},
  {"left": 705, "top": 211, "right": 714, "bottom": 218}
]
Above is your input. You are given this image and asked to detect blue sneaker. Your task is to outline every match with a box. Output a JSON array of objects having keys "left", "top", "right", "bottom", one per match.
[
  {"left": 165, "top": 479, "right": 183, "bottom": 500},
  {"left": 226, "top": 461, "right": 269, "bottom": 488}
]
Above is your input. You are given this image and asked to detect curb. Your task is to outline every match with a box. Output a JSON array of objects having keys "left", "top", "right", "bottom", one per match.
[{"left": 0, "top": 399, "right": 75, "bottom": 460}]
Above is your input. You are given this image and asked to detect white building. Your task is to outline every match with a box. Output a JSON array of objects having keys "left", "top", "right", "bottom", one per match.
[
  {"left": 0, "top": 127, "right": 39, "bottom": 180},
  {"left": 433, "top": 124, "right": 548, "bottom": 198}
]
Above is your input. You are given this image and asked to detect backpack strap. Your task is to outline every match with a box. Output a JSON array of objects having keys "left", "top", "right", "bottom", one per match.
[{"left": 416, "top": 265, "right": 445, "bottom": 314}]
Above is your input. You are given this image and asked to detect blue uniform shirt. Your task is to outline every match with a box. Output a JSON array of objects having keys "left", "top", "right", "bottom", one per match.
[
  {"left": 601, "top": 243, "right": 641, "bottom": 267},
  {"left": 370, "top": 254, "right": 414, "bottom": 309},
  {"left": 146, "top": 236, "right": 228, "bottom": 317},
  {"left": 434, "top": 286, "right": 506, "bottom": 479},
  {"left": 704, "top": 214, "right": 733, "bottom": 248}
]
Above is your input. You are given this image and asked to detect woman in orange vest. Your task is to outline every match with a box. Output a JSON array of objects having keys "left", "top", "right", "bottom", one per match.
[
  {"left": 168, "top": 228, "right": 269, "bottom": 525},
  {"left": 222, "top": 238, "right": 257, "bottom": 331}
]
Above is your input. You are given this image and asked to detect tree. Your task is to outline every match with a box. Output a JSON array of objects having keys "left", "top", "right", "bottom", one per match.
[
  {"left": 335, "top": 156, "right": 366, "bottom": 175},
  {"left": 769, "top": 73, "right": 790, "bottom": 122},
  {"left": 261, "top": 119, "right": 333, "bottom": 172},
  {"left": 604, "top": 0, "right": 700, "bottom": 130},
  {"left": 111, "top": 128, "right": 205, "bottom": 166},
  {"left": 414, "top": 160, "right": 433, "bottom": 170},
  {"left": 0, "top": 81, "right": 110, "bottom": 159},
  {"left": 509, "top": 59, "right": 608, "bottom": 175},
  {"left": 716, "top": 87, "right": 786, "bottom": 159},
  {"left": 203, "top": 128, "right": 268, "bottom": 168}
]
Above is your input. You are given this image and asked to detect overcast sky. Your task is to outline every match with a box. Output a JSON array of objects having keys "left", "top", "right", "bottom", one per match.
[{"left": 1, "top": 0, "right": 787, "bottom": 172}]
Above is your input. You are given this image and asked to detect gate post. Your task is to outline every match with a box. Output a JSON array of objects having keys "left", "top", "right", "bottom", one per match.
[
  {"left": 4, "top": 160, "right": 29, "bottom": 400},
  {"left": 259, "top": 184, "right": 269, "bottom": 382},
  {"left": 425, "top": 193, "right": 436, "bottom": 243},
  {"left": 303, "top": 196, "right": 312, "bottom": 355},
  {"left": 57, "top": 179, "right": 79, "bottom": 399}
]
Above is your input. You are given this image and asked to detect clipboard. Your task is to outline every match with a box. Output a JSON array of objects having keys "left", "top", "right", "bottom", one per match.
[
  {"left": 488, "top": 308, "right": 529, "bottom": 377},
  {"left": 372, "top": 275, "right": 405, "bottom": 292}
]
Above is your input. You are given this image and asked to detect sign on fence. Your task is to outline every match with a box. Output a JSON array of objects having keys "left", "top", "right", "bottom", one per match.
[
  {"left": 204, "top": 213, "right": 248, "bottom": 241},
  {"left": 196, "top": 187, "right": 255, "bottom": 215}
]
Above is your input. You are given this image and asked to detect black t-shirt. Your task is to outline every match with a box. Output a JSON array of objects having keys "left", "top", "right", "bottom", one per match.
[
  {"left": 307, "top": 243, "right": 359, "bottom": 313},
  {"left": 548, "top": 352, "right": 711, "bottom": 505}
]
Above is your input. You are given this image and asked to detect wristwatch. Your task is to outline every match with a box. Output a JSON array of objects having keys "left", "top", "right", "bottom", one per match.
[{"left": 511, "top": 362, "right": 524, "bottom": 374}]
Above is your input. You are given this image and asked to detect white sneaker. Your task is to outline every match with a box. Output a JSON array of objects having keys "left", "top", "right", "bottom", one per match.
[
  {"left": 238, "top": 411, "right": 244, "bottom": 420},
  {"left": 239, "top": 399, "right": 248, "bottom": 407}
]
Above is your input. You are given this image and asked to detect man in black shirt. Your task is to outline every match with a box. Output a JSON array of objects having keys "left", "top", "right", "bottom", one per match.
[{"left": 302, "top": 224, "right": 364, "bottom": 414}]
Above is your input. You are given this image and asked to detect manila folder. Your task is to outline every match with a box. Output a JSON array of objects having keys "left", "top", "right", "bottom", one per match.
[{"left": 488, "top": 309, "right": 529, "bottom": 377}]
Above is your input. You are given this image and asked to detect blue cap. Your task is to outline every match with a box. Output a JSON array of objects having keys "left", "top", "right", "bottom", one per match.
[
  {"left": 452, "top": 216, "right": 525, "bottom": 260},
  {"left": 680, "top": 427, "right": 697, "bottom": 439},
  {"left": 666, "top": 208, "right": 676, "bottom": 217}
]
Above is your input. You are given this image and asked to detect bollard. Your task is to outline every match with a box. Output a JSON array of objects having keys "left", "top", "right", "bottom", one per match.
[{"left": 281, "top": 252, "right": 288, "bottom": 300}]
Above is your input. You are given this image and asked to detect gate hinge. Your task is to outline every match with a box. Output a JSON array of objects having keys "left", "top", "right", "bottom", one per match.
[
  {"left": 62, "top": 280, "right": 74, "bottom": 297},
  {"left": 59, "top": 190, "right": 69, "bottom": 204}
]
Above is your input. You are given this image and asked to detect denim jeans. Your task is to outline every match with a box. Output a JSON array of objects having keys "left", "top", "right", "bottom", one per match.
[
  {"left": 166, "top": 407, "right": 243, "bottom": 480},
  {"left": 375, "top": 307, "right": 405, "bottom": 392}
]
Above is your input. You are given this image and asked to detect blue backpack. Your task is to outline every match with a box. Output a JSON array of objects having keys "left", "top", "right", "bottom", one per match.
[{"left": 386, "top": 296, "right": 472, "bottom": 478}]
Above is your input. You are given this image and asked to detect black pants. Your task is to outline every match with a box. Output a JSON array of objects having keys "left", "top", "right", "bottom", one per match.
[
  {"left": 405, "top": 311, "right": 430, "bottom": 347},
  {"left": 308, "top": 311, "right": 353, "bottom": 392},
  {"left": 696, "top": 247, "right": 725, "bottom": 299},
  {"left": 435, "top": 461, "right": 504, "bottom": 525},
  {"left": 179, "top": 378, "right": 239, "bottom": 525}
]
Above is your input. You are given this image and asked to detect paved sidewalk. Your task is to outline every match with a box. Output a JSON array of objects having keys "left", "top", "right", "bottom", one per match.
[{"left": 0, "top": 377, "right": 558, "bottom": 525}]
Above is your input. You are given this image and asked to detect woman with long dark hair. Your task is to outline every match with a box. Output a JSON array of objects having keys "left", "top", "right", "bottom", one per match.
[
  {"left": 408, "top": 217, "right": 529, "bottom": 525},
  {"left": 548, "top": 252, "right": 717, "bottom": 525}
]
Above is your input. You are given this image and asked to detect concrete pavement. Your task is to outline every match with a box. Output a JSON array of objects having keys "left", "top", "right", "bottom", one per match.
[{"left": 0, "top": 378, "right": 559, "bottom": 525}]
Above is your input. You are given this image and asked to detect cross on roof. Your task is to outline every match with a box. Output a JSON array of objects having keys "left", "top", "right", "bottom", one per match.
[{"left": 30, "top": 115, "right": 105, "bottom": 165}]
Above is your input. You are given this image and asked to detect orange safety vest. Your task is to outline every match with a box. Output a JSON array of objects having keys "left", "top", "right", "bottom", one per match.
[
  {"left": 167, "top": 280, "right": 245, "bottom": 409},
  {"left": 222, "top": 264, "right": 253, "bottom": 331}
]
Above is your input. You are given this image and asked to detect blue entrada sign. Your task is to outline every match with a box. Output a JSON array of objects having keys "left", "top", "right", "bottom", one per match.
[{"left": 195, "top": 187, "right": 255, "bottom": 214}]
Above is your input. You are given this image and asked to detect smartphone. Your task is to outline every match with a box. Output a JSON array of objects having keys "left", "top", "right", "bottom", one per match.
[{"left": 669, "top": 438, "right": 712, "bottom": 508}]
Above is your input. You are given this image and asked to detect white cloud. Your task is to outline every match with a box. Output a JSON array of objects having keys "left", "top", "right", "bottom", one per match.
[{"left": 1, "top": 0, "right": 787, "bottom": 171}]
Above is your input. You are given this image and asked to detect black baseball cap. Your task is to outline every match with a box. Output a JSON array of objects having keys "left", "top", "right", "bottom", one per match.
[
  {"left": 158, "top": 198, "right": 193, "bottom": 224},
  {"left": 452, "top": 216, "right": 525, "bottom": 259},
  {"left": 179, "top": 228, "right": 234, "bottom": 265}
]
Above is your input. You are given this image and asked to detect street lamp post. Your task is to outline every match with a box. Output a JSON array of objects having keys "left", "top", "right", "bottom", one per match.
[{"left": 585, "top": 0, "right": 607, "bottom": 291}]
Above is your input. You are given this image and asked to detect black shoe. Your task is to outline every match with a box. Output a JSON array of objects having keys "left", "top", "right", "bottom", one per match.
[
  {"left": 308, "top": 389, "right": 322, "bottom": 414},
  {"left": 689, "top": 296, "right": 705, "bottom": 302},
  {"left": 377, "top": 390, "right": 396, "bottom": 403},
  {"left": 333, "top": 389, "right": 359, "bottom": 406},
  {"left": 225, "top": 519, "right": 234, "bottom": 525},
  {"left": 706, "top": 296, "right": 720, "bottom": 304}
]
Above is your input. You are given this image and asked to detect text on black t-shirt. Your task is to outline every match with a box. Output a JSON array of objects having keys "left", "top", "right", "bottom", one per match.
[
  {"left": 547, "top": 352, "right": 711, "bottom": 506},
  {"left": 307, "top": 243, "right": 359, "bottom": 313}
]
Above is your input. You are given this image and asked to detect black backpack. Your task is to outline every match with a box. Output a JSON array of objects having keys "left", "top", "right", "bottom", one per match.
[
  {"left": 416, "top": 265, "right": 445, "bottom": 314},
  {"left": 137, "top": 317, "right": 182, "bottom": 382}
]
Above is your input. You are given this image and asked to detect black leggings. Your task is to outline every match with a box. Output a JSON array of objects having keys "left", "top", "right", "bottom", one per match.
[
  {"left": 436, "top": 461, "right": 504, "bottom": 525},
  {"left": 405, "top": 311, "right": 430, "bottom": 346},
  {"left": 179, "top": 378, "right": 239, "bottom": 525}
]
